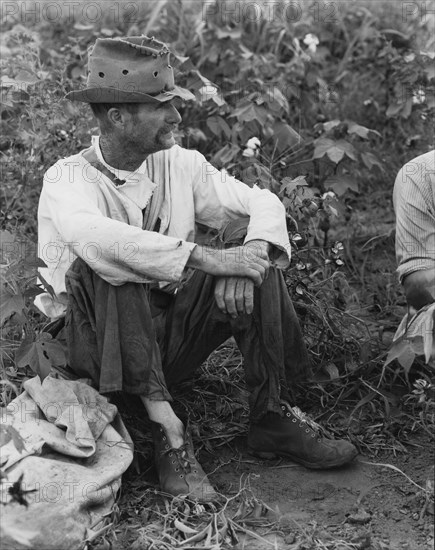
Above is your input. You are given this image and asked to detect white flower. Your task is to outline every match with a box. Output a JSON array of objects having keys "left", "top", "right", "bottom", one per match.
[
  {"left": 404, "top": 53, "right": 415, "bottom": 63},
  {"left": 303, "top": 33, "right": 319, "bottom": 53},
  {"left": 413, "top": 88, "right": 426, "bottom": 104},
  {"left": 199, "top": 85, "right": 218, "bottom": 101},
  {"left": 242, "top": 148, "right": 255, "bottom": 158},
  {"left": 322, "top": 191, "right": 336, "bottom": 200},
  {"left": 246, "top": 137, "right": 261, "bottom": 150}
]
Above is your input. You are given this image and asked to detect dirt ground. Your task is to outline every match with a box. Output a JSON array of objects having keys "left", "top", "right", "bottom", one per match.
[
  {"left": 115, "top": 427, "right": 434, "bottom": 550},
  {"left": 203, "top": 433, "right": 435, "bottom": 549}
]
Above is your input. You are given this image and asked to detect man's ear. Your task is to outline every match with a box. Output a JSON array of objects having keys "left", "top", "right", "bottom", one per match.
[{"left": 106, "top": 107, "right": 125, "bottom": 128}]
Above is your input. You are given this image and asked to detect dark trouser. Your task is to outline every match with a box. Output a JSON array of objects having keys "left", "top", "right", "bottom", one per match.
[{"left": 63, "top": 259, "right": 310, "bottom": 422}]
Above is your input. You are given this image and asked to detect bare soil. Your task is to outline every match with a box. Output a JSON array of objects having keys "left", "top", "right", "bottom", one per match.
[
  {"left": 115, "top": 427, "right": 434, "bottom": 550},
  {"left": 204, "top": 433, "right": 434, "bottom": 549}
]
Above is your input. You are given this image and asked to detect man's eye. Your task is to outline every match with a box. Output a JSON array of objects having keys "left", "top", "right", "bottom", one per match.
[{"left": 172, "top": 98, "right": 182, "bottom": 110}]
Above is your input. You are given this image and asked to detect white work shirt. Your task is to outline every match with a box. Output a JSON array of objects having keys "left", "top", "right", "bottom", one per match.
[{"left": 36, "top": 138, "right": 291, "bottom": 319}]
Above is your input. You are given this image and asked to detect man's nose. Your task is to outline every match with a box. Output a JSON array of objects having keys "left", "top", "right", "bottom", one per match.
[{"left": 166, "top": 104, "right": 182, "bottom": 124}]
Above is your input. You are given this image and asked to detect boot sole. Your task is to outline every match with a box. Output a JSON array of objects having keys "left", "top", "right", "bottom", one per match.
[{"left": 248, "top": 448, "right": 358, "bottom": 469}]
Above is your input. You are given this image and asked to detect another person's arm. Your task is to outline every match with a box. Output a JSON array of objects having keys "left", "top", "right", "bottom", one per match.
[{"left": 393, "top": 151, "right": 435, "bottom": 310}]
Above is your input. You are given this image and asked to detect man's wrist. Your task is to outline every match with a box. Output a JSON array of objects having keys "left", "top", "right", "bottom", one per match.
[{"left": 244, "top": 239, "right": 272, "bottom": 255}]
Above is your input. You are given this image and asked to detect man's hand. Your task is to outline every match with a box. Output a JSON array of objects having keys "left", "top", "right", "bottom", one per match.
[
  {"left": 214, "top": 276, "right": 255, "bottom": 317},
  {"left": 187, "top": 239, "right": 271, "bottom": 287},
  {"left": 403, "top": 269, "right": 435, "bottom": 311}
]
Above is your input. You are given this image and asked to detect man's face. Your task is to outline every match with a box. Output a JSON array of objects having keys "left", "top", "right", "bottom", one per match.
[{"left": 121, "top": 99, "right": 182, "bottom": 156}]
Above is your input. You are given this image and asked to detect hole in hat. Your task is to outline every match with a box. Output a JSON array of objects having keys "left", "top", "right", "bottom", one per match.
[
  {"left": 122, "top": 69, "right": 129, "bottom": 75},
  {"left": 99, "top": 72, "right": 105, "bottom": 78},
  {"left": 153, "top": 71, "right": 159, "bottom": 78}
]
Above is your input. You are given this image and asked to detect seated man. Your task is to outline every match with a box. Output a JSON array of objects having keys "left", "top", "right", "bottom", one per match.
[
  {"left": 393, "top": 150, "right": 435, "bottom": 311},
  {"left": 36, "top": 36, "right": 357, "bottom": 502}
]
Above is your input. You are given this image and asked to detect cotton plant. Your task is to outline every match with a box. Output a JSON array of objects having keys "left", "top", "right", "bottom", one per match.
[
  {"left": 242, "top": 137, "right": 261, "bottom": 157},
  {"left": 385, "top": 303, "right": 435, "bottom": 372},
  {"left": 303, "top": 33, "right": 320, "bottom": 54}
]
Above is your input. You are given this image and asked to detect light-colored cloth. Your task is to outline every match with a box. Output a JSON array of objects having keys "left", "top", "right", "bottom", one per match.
[
  {"left": 391, "top": 150, "right": 435, "bottom": 366},
  {"left": 393, "top": 149, "right": 435, "bottom": 283},
  {"left": 0, "top": 376, "right": 133, "bottom": 550},
  {"left": 36, "top": 138, "right": 291, "bottom": 319}
]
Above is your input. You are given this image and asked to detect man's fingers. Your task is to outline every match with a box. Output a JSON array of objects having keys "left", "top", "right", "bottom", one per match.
[
  {"left": 246, "top": 264, "right": 267, "bottom": 286},
  {"left": 215, "top": 276, "right": 255, "bottom": 317},
  {"left": 224, "top": 278, "right": 238, "bottom": 318},
  {"left": 250, "top": 257, "right": 270, "bottom": 285},
  {"left": 214, "top": 278, "right": 227, "bottom": 314},
  {"left": 235, "top": 278, "right": 246, "bottom": 315},
  {"left": 244, "top": 280, "right": 255, "bottom": 315}
]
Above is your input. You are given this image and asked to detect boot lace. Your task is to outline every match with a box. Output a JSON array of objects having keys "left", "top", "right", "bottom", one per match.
[
  {"left": 161, "top": 443, "right": 197, "bottom": 477},
  {"left": 290, "top": 406, "right": 321, "bottom": 432},
  {"left": 282, "top": 403, "right": 322, "bottom": 438}
]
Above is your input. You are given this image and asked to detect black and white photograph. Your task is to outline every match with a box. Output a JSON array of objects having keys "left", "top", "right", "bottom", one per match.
[{"left": 0, "top": 1, "right": 434, "bottom": 548}]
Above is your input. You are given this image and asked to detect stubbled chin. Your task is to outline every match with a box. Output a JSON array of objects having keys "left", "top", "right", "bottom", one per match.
[{"left": 160, "top": 135, "right": 175, "bottom": 148}]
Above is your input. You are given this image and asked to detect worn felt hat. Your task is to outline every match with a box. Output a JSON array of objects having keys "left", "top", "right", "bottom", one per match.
[{"left": 65, "top": 36, "right": 195, "bottom": 103}]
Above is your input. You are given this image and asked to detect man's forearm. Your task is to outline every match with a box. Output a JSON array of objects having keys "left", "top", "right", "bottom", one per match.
[{"left": 186, "top": 242, "right": 271, "bottom": 286}]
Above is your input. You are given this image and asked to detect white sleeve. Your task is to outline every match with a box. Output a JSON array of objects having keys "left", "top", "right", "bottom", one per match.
[
  {"left": 40, "top": 162, "right": 196, "bottom": 285},
  {"left": 190, "top": 151, "right": 291, "bottom": 267}
]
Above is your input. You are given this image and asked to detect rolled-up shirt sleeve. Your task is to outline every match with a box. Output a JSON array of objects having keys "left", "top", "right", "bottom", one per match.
[
  {"left": 393, "top": 151, "right": 435, "bottom": 282},
  {"left": 190, "top": 151, "right": 291, "bottom": 268}
]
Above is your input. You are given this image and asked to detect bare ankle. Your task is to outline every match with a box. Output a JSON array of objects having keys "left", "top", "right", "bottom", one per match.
[{"left": 140, "top": 397, "right": 185, "bottom": 448}]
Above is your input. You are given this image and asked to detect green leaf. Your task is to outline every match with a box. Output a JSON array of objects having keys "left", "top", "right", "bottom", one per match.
[
  {"left": 23, "top": 284, "right": 45, "bottom": 299},
  {"left": 347, "top": 122, "right": 381, "bottom": 139},
  {"left": 397, "top": 346, "right": 416, "bottom": 372},
  {"left": 324, "top": 175, "right": 359, "bottom": 195},
  {"left": 0, "top": 230, "right": 16, "bottom": 262},
  {"left": 37, "top": 271, "right": 55, "bottom": 298},
  {"left": 24, "top": 256, "right": 46, "bottom": 268},
  {"left": 423, "top": 63, "right": 435, "bottom": 81},
  {"left": 386, "top": 97, "right": 413, "bottom": 119},
  {"left": 210, "top": 144, "right": 240, "bottom": 168},
  {"left": 313, "top": 138, "right": 356, "bottom": 164},
  {"left": 313, "top": 138, "right": 335, "bottom": 159},
  {"left": 230, "top": 101, "right": 268, "bottom": 124},
  {"left": 272, "top": 121, "right": 303, "bottom": 153},
  {"left": 16, "top": 333, "right": 66, "bottom": 380},
  {"left": 361, "top": 152, "right": 383, "bottom": 171},
  {"left": 323, "top": 120, "right": 341, "bottom": 132},
  {"left": 350, "top": 391, "right": 377, "bottom": 418},
  {"left": 15, "top": 70, "right": 39, "bottom": 86},
  {"left": 206, "top": 116, "right": 231, "bottom": 139},
  {"left": 263, "top": 87, "right": 289, "bottom": 113},
  {"left": 385, "top": 338, "right": 415, "bottom": 374},
  {"left": 280, "top": 176, "right": 308, "bottom": 197},
  {"left": 323, "top": 362, "right": 340, "bottom": 380},
  {"left": 0, "top": 290, "right": 25, "bottom": 326},
  {"left": 326, "top": 147, "right": 345, "bottom": 163}
]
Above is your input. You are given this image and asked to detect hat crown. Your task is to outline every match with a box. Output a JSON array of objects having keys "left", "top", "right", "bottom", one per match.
[
  {"left": 86, "top": 36, "right": 175, "bottom": 97},
  {"left": 65, "top": 35, "right": 195, "bottom": 103}
]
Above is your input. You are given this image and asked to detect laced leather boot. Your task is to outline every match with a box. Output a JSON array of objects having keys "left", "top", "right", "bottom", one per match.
[
  {"left": 248, "top": 402, "right": 358, "bottom": 469},
  {"left": 151, "top": 421, "right": 218, "bottom": 502}
]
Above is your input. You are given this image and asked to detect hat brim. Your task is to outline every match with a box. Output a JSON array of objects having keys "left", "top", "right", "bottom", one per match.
[{"left": 65, "top": 84, "right": 195, "bottom": 103}]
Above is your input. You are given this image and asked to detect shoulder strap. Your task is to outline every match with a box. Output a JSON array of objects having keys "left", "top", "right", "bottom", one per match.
[{"left": 82, "top": 147, "right": 126, "bottom": 187}]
